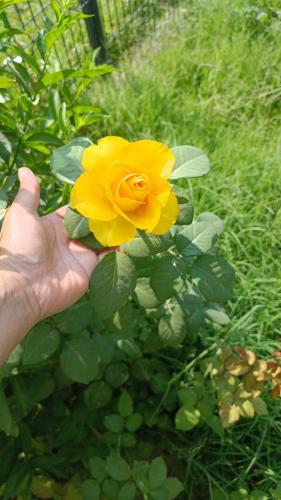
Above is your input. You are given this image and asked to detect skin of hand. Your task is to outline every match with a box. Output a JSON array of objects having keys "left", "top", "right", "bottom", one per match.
[{"left": 0, "top": 167, "right": 105, "bottom": 365}]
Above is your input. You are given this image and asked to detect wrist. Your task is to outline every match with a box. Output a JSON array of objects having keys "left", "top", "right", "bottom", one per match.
[{"left": 0, "top": 262, "right": 39, "bottom": 363}]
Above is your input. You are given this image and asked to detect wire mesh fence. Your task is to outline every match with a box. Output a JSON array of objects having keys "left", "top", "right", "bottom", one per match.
[{"left": 2, "top": 0, "right": 179, "bottom": 68}]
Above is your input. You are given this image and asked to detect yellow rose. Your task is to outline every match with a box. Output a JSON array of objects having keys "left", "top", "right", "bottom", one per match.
[{"left": 70, "top": 136, "right": 179, "bottom": 246}]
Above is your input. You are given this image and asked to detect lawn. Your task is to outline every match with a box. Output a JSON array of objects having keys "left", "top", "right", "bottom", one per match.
[{"left": 93, "top": 0, "right": 281, "bottom": 495}]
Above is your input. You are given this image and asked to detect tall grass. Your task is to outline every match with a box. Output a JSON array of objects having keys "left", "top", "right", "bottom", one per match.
[{"left": 94, "top": 0, "right": 281, "bottom": 495}]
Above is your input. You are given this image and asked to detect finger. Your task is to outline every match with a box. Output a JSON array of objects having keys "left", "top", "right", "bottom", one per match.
[
  {"left": 69, "top": 240, "right": 98, "bottom": 279},
  {"left": 14, "top": 167, "right": 40, "bottom": 213},
  {"left": 54, "top": 205, "right": 68, "bottom": 219}
]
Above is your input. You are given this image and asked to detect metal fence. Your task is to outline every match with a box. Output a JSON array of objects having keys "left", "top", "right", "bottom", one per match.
[{"left": 4, "top": 0, "right": 178, "bottom": 66}]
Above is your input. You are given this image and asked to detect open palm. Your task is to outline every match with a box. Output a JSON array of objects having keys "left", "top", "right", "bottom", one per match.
[{"left": 0, "top": 167, "right": 102, "bottom": 322}]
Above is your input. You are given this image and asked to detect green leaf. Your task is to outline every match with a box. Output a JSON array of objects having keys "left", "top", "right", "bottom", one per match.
[
  {"left": 104, "top": 414, "right": 125, "bottom": 433},
  {"left": 90, "top": 252, "right": 136, "bottom": 320},
  {"left": 78, "top": 232, "right": 104, "bottom": 250},
  {"left": 102, "top": 479, "right": 120, "bottom": 499},
  {"left": 41, "top": 65, "right": 114, "bottom": 87},
  {"left": 170, "top": 145, "right": 210, "bottom": 180},
  {"left": 89, "top": 457, "right": 106, "bottom": 482},
  {"left": 64, "top": 207, "right": 90, "bottom": 239},
  {"left": 150, "top": 256, "right": 184, "bottom": 301},
  {"left": 177, "top": 388, "right": 197, "bottom": 407},
  {"left": 51, "top": 137, "right": 92, "bottom": 184},
  {"left": 0, "top": 385, "right": 14, "bottom": 436},
  {"left": 191, "top": 255, "right": 235, "bottom": 303},
  {"left": 158, "top": 306, "right": 186, "bottom": 347},
  {"left": 53, "top": 299, "right": 92, "bottom": 334},
  {"left": 0, "top": 132, "right": 12, "bottom": 161},
  {"left": 252, "top": 398, "right": 268, "bottom": 416},
  {"left": 116, "top": 338, "right": 142, "bottom": 360},
  {"left": 204, "top": 303, "right": 230, "bottom": 325},
  {"left": 24, "top": 132, "right": 63, "bottom": 148},
  {"left": 5, "top": 43, "right": 40, "bottom": 74},
  {"left": 0, "top": 75, "right": 15, "bottom": 88},
  {"left": 163, "top": 478, "right": 184, "bottom": 499},
  {"left": 123, "top": 231, "right": 173, "bottom": 257},
  {"left": 133, "top": 461, "right": 150, "bottom": 493},
  {"left": 10, "top": 61, "right": 32, "bottom": 95},
  {"left": 135, "top": 277, "right": 160, "bottom": 308},
  {"left": 0, "top": 28, "right": 24, "bottom": 41},
  {"left": 176, "top": 218, "right": 224, "bottom": 257},
  {"left": 60, "top": 337, "right": 99, "bottom": 384},
  {"left": 118, "top": 390, "right": 133, "bottom": 417},
  {"left": 84, "top": 381, "right": 112, "bottom": 410},
  {"left": 106, "top": 452, "right": 130, "bottom": 482},
  {"left": 175, "top": 405, "right": 201, "bottom": 431},
  {"left": 80, "top": 479, "right": 100, "bottom": 500},
  {"left": 0, "top": 0, "right": 25, "bottom": 12},
  {"left": 118, "top": 482, "right": 136, "bottom": 500},
  {"left": 92, "top": 334, "right": 115, "bottom": 365},
  {"left": 177, "top": 201, "right": 194, "bottom": 225},
  {"left": 149, "top": 457, "right": 167, "bottom": 489},
  {"left": 126, "top": 413, "right": 143, "bottom": 432},
  {"left": 22, "top": 324, "right": 60, "bottom": 365},
  {"left": 105, "top": 362, "right": 129, "bottom": 388},
  {"left": 45, "top": 22, "right": 70, "bottom": 51}
]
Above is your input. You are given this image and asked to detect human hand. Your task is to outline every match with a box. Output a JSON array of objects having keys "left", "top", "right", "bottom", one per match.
[{"left": 0, "top": 167, "right": 103, "bottom": 326}]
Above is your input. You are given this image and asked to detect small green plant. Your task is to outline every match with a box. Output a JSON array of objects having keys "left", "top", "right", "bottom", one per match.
[{"left": 1, "top": 1, "right": 281, "bottom": 499}]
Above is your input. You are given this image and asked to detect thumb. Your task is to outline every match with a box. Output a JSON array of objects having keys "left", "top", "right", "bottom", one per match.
[{"left": 14, "top": 167, "right": 40, "bottom": 213}]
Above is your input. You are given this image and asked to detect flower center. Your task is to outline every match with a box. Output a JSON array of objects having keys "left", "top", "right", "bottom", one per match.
[
  {"left": 128, "top": 174, "right": 149, "bottom": 192},
  {"left": 119, "top": 173, "right": 151, "bottom": 203}
]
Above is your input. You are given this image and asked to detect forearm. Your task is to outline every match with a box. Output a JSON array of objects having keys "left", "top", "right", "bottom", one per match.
[{"left": 0, "top": 265, "right": 37, "bottom": 366}]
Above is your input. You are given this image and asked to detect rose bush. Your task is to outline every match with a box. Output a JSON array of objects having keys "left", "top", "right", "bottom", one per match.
[{"left": 70, "top": 136, "right": 179, "bottom": 246}]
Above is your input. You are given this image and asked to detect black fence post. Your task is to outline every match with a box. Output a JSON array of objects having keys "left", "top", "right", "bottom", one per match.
[{"left": 81, "top": 0, "right": 107, "bottom": 63}]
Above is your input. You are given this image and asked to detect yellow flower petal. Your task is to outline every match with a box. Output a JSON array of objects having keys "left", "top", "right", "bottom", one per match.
[
  {"left": 120, "top": 140, "right": 175, "bottom": 179},
  {"left": 97, "top": 136, "right": 129, "bottom": 162},
  {"left": 82, "top": 144, "right": 105, "bottom": 175},
  {"left": 82, "top": 136, "right": 129, "bottom": 175},
  {"left": 152, "top": 192, "right": 179, "bottom": 235},
  {"left": 126, "top": 195, "right": 162, "bottom": 231},
  {"left": 89, "top": 216, "right": 136, "bottom": 246},
  {"left": 70, "top": 172, "right": 116, "bottom": 221}
]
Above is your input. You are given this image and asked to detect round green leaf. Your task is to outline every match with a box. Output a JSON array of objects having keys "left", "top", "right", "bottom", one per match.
[
  {"left": 53, "top": 300, "right": 92, "bottom": 335},
  {"left": 158, "top": 306, "right": 186, "bottom": 347},
  {"left": 164, "top": 478, "right": 184, "bottom": 499},
  {"left": 149, "top": 457, "right": 167, "bottom": 489},
  {"left": 102, "top": 479, "right": 120, "bottom": 499},
  {"left": 175, "top": 405, "right": 200, "bottom": 431},
  {"left": 64, "top": 207, "right": 90, "bottom": 239},
  {"left": 170, "top": 145, "right": 210, "bottom": 180},
  {"left": 204, "top": 303, "right": 230, "bottom": 325},
  {"left": 123, "top": 232, "right": 173, "bottom": 257},
  {"left": 51, "top": 137, "right": 91, "bottom": 184},
  {"left": 104, "top": 414, "right": 125, "bottom": 433},
  {"left": 191, "top": 255, "right": 235, "bottom": 303},
  {"left": 84, "top": 381, "right": 112, "bottom": 409},
  {"left": 150, "top": 256, "right": 184, "bottom": 302},
  {"left": 118, "top": 481, "right": 136, "bottom": 500},
  {"left": 126, "top": 413, "right": 143, "bottom": 432},
  {"left": 80, "top": 479, "right": 100, "bottom": 500},
  {"left": 135, "top": 277, "right": 160, "bottom": 308},
  {"left": 89, "top": 456, "right": 106, "bottom": 482},
  {"left": 105, "top": 362, "right": 129, "bottom": 388},
  {"left": 90, "top": 252, "right": 136, "bottom": 319},
  {"left": 60, "top": 337, "right": 99, "bottom": 384},
  {"left": 22, "top": 324, "right": 60, "bottom": 365},
  {"left": 176, "top": 219, "right": 222, "bottom": 258},
  {"left": 106, "top": 452, "right": 130, "bottom": 482},
  {"left": 118, "top": 391, "right": 133, "bottom": 417}
]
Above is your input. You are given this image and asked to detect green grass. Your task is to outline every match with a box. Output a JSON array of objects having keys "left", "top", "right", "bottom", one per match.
[{"left": 93, "top": 0, "right": 281, "bottom": 496}]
